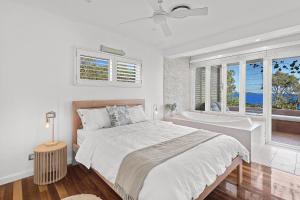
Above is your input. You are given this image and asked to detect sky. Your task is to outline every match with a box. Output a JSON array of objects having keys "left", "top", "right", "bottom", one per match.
[
  {"left": 246, "top": 61, "right": 263, "bottom": 94},
  {"left": 272, "top": 56, "right": 300, "bottom": 79},
  {"left": 94, "top": 58, "right": 109, "bottom": 67}
]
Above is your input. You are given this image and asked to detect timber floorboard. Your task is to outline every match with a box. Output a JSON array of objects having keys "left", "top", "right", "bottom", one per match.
[{"left": 1, "top": 162, "right": 300, "bottom": 200}]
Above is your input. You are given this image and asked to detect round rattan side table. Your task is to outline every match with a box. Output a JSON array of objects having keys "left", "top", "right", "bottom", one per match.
[{"left": 34, "top": 141, "right": 67, "bottom": 185}]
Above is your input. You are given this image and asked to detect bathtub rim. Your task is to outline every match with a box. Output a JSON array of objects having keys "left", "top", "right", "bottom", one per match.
[{"left": 168, "top": 112, "right": 261, "bottom": 132}]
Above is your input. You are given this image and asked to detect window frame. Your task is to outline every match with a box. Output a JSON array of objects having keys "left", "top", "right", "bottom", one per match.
[
  {"left": 75, "top": 49, "right": 142, "bottom": 87},
  {"left": 191, "top": 51, "right": 266, "bottom": 117},
  {"left": 210, "top": 65, "right": 223, "bottom": 112},
  {"left": 191, "top": 45, "right": 300, "bottom": 147},
  {"left": 193, "top": 66, "right": 207, "bottom": 111},
  {"left": 114, "top": 56, "right": 142, "bottom": 87},
  {"left": 245, "top": 59, "right": 264, "bottom": 115},
  {"left": 75, "top": 49, "right": 113, "bottom": 86},
  {"left": 226, "top": 62, "right": 242, "bottom": 113},
  {"left": 265, "top": 48, "right": 300, "bottom": 144}
]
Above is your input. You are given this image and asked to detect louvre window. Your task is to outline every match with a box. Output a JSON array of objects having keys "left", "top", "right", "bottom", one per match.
[
  {"left": 76, "top": 49, "right": 142, "bottom": 87},
  {"left": 210, "top": 65, "right": 222, "bottom": 112},
  {"left": 116, "top": 61, "right": 141, "bottom": 84},
  {"left": 195, "top": 67, "right": 206, "bottom": 111}
]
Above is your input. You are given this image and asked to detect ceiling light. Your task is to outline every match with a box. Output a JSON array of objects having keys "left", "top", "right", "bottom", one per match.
[{"left": 255, "top": 38, "right": 261, "bottom": 42}]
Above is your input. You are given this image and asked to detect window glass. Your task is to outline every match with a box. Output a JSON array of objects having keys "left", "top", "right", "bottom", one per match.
[
  {"left": 77, "top": 49, "right": 142, "bottom": 87},
  {"left": 227, "top": 63, "right": 240, "bottom": 112},
  {"left": 246, "top": 59, "right": 263, "bottom": 114},
  {"left": 210, "top": 65, "right": 222, "bottom": 112},
  {"left": 272, "top": 56, "right": 300, "bottom": 116},
  {"left": 116, "top": 61, "right": 141, "bottom": 84},
  {"left": 80, "top": 55, "right": 110, "bottom": 81}
]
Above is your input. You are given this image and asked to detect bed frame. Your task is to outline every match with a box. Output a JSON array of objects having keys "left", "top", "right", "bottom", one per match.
[{"left": 72, "top": 99, "right": 243, "bottom": 200}]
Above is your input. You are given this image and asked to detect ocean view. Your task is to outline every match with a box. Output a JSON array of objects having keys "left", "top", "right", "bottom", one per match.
[
  {"left": 229, "top": 92, "right": 263, "bottom": 105},
  {"left": 246, "top": 92, "right": 263, "bottom": 105},
  {"left": 234, "top": 92, "right": 299, "bottom": 105}
]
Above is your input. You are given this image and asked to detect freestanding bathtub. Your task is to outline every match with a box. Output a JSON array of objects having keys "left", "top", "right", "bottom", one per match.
[
  {"left": 181, "top": 111, "right": 254, "bottom": 129},
  {"left": 165, "top": 111, "right": 262, "bottom": 161}
]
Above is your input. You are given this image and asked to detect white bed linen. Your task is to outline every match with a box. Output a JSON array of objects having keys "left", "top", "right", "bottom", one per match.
[
  {"left": 76, "top": 121, "right": 249, "bottom": 200},
  {"left": 77, "top": 129, "right": 87, "bottom": 146}
]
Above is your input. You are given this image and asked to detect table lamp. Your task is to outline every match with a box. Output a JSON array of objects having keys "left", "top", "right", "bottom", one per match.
[
  {"left": 153, "top": 104, "right": 158, "bottom": 121},
  {"left": 45, "top": 111, "right": 58, "bottom": 146}
]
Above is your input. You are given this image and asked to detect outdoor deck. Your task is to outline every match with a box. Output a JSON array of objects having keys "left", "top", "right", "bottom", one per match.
[
  {"left": 272, "top": 118, "right": 300, "bottom": 147},
  {"left": 273, "top": 131, "right": 300, "bottom": 146}
]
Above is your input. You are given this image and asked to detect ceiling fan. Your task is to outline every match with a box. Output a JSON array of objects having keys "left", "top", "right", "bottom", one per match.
[{"left": 120, "top": 0, "right": 208, "bottom": 37}]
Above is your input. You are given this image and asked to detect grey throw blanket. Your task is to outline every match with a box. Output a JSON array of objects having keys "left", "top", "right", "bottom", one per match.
[{"left": 114, "top": 130, "right": 222, "bottom": 200}]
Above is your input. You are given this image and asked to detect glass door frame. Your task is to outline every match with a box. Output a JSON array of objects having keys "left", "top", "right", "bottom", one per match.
[
  {"left": 191, "top": 45, "right": 300, "bottom": 148},
  {"left": 265, "top": 47, "right": 300, "bottom": 148}
]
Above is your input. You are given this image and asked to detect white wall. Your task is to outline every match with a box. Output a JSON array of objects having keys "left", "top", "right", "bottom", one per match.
[{"left": 0, "top": 1, "right": 163, "bottom": 184}]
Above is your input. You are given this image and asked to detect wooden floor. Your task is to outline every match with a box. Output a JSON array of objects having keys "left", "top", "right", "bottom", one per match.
[{"left": 1, "top": 162, "right": 300, "bottom": 200}]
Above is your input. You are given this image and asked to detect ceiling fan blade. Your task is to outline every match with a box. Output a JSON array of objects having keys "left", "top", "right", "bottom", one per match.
[
  {"left": 168, "top": 7, "right": 208, "bottom": 18},
  {"left": 160, "top": 22, "right": 172, "bottom": 37},
  {"left": 120, "top": 16, "right": 152, "bottom": 25}
]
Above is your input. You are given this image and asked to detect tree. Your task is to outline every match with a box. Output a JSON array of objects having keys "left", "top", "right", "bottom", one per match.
[
  {"left": 227, "top": 70, "right": 236, "bottom": 95},
  {"left": 227, "top": 70, "right": 238, "bottom": 106},
  {"left": 273, "top": 59, "right": 300, "bottom": 74},
  {"left": 272, "top": 71, "right": 300, "bottom": 109}
]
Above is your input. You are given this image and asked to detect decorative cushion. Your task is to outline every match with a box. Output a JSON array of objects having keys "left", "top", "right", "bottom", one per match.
[
  {"left": 106, "top": 105, "right": 132, "bottom": 127},
  {"left": 211, "top": 102, "right": 221, "bottom": 111},
  {"left": 77, "top": 108, "right": 111, "bottom": 130},
  {"left": 128, "top": 105, "right": 147, "bottom": 123}
]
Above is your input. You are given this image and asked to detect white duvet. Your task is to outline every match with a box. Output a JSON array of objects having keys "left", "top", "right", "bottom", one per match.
[{"left": 75, "top": 121, "right": 249, "bottom": 200}]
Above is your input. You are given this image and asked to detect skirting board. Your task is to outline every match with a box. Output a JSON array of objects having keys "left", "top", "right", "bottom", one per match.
[
  {"left": 0, "top": 158, "right": 72, "bottom": 185},
  {"left": 0, "top": 169, "right": 33, "bottom": 186}
]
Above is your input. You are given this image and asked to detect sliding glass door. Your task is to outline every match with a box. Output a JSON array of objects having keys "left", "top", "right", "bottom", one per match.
[{"left": 271, "top": 56, "right": 300, "bottom": 146}]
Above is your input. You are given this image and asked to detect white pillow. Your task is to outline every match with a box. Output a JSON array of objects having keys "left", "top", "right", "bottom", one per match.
[
  {"left": 77, "top": 108, "right": 111, "bottom": 130},
  {"left": 128, "top": 105, "right": 147, "bottom": 123}
]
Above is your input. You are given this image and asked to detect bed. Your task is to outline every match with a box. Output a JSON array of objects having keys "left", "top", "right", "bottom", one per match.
[{"left": 72, "top": 99, "right": 249, "bottom": 200}]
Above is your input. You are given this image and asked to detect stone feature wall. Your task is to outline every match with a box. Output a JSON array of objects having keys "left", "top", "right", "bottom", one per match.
[{"left": 164, "top": 57, "right": 191, "bottom": 115}]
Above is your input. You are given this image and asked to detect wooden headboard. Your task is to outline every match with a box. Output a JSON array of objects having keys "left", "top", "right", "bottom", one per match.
[{"left": 72, "top": 99, "right": 145, "bottom": 146}]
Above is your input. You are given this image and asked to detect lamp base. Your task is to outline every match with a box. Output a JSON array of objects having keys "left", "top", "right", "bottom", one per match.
[{"left": 44, "top": 141, "right": 59, "bottom": 147}]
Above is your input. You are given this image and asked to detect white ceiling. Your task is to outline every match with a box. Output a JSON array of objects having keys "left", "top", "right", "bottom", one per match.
[{"left": 10, "top": 0, "right": 300, "bottom": 56}]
